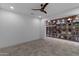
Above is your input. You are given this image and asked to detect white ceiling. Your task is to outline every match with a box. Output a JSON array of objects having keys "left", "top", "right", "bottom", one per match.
[{"left": 0, "top": 3, "right": 79, "bottom": 18}]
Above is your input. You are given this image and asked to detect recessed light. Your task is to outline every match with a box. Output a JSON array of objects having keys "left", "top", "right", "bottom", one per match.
[
  {"left": 10, "top": 6, "right": 14, "bottom": 10},
  {"left": 38, "top": 16, "right": 42, "bottom": 18}
]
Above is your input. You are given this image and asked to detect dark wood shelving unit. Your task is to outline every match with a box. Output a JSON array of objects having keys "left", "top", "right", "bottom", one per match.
[{"left": 46, "top": 15, "right": 79, "bottom": 42}]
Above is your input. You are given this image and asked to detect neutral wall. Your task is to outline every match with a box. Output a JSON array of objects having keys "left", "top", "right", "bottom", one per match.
[
  {"left": 0, "top": 9, "right": 41, "bottom": 48},
  {"left": 40, "top": 19, "right": 46, "bottom": 39}
]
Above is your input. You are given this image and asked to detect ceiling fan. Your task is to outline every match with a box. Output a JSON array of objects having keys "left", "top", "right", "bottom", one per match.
[{"left": 32, "top": 3, "right": 49, "bottom": 14}]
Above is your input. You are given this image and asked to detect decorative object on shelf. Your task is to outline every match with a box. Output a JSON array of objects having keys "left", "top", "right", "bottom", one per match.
[
  {"left": 62, "top": 19, "right": 65, "bottom": 24},
  {"left": 48, "top": 20, "right": 50, "bottom": 22},
  {"left": 53, "top": 20, "right": 56, "bottom": 23},
  {"left": 75, "top": 15, "right": 79, "bottom": 20},
  {"left": 57, "top": 20, "right": 60, "bottom": 24},
  {"left": 68, "top": 18, "right": 72, "bottom": 21}
]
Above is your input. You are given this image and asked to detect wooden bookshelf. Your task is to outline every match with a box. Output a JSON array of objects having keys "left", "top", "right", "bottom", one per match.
[{"left": 46, "top": 15, "right": 79, "bottom": 42}]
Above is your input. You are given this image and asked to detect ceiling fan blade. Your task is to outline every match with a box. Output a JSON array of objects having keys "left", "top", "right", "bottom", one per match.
[
  {"left": 43, "top": 10, "right": 47, "bottom": 14},
  {"left": 32, "top": 9, "right": 40, "bottom": 10},
  {"left": 41, "top": 3, "right": 48, "bottom": 9}
]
